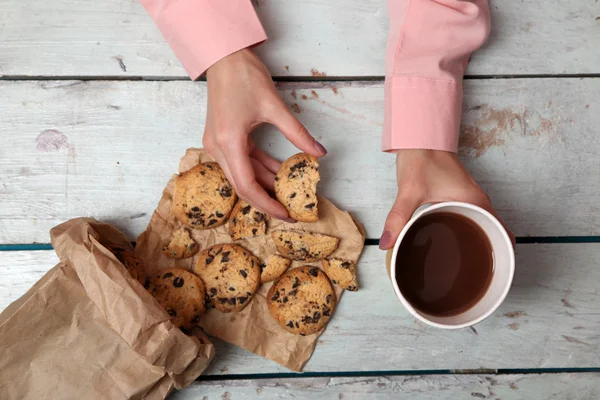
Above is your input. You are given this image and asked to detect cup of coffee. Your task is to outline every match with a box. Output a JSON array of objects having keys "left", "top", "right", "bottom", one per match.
[{"left": 386, "top": 202, "right": 515, "bottom": 329}]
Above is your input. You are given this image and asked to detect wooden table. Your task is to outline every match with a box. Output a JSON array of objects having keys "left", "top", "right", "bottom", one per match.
[{"left": 1, "top": 1, "right": 600, "bottom": 398}]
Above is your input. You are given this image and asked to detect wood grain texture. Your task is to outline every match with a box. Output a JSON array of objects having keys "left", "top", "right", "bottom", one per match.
[
  {"left": 1, "top": 79, "right": 598, "bottom": 243},
  {"left": 0, "top": 0, "right": 598, "bottom": 77},
  {"left": 3, "top": 244, "right": 600, "bottom": 373},
  {"left": 0, "top": 251, "right": 58, "bottom": 311},
  {"left": 171, "top": 373, "right": 600, "bottom": 399}
]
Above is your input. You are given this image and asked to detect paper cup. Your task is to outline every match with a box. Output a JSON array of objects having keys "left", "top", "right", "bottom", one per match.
[{"left": 386, "top": 202, "right": 515, "bottom": 329}]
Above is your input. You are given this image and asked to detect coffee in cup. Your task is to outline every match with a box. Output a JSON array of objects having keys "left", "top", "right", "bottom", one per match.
[{"left": 387, "top": 202, "right": 515, "bottom": 329}]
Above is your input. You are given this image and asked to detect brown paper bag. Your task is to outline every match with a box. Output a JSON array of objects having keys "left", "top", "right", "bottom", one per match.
[
  {"left": 136, "top": 149, "right": 365, "bottom": 371},
  {"left": 0, "top": 218, "right": 214, "bottom": 400}
]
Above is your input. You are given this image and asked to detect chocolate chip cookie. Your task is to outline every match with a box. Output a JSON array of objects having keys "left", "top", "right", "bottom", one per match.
[
  {"left": 148, "top": 268, "right": 206, "bottom": 329},
  {"left": 162, "top": 227, "right": 199, "bottom": 259},
  {"left": 267, "top": 266, "right": 337, "bottom": 335},
  {"left": 260, "top": 254, "right": 291, "bottom": 283},
  {"left": 111, "top": 247, "right": 148, "bottom": 287},
  {"left": 228, "top": 199, "right": 267, "bottom": 241},
  {"left": 172, "top": 162, "right": 237, "bottom": 229},
  {"left": 322, "top": 258, "right": 358, "bottom": 291},
  {"left": 274, "top": 153, "right": 320, "bottom": 222},
  {"left": 271, "top": 229, "right": 339, "bottom": 262},
  {"left": 193, "top": 243, "right": 260, "bottom": 312}
]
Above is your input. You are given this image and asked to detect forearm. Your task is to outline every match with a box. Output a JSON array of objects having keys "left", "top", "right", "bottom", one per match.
[
  {"left": 139, "top": 0, "right": 267, "bottom": 80},
  {"left": 383, "top": 0, "right": 491, "bottom": 152}
]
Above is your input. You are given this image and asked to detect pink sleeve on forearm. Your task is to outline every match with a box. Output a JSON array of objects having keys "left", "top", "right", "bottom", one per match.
[
  {"left": 139, "top": 0, "right": 267, "bottom": 80},
  {"left": 382, "top": 0, "right": 491, "bottom": 152}
]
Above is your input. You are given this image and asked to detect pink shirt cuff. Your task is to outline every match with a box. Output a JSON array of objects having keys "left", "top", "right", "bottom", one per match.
[
  {"left": 382, "top": 76, "right": 462, "bottom": 153},
  {"left": 149, "top": 0, "right": 267, "bottom": 80}
]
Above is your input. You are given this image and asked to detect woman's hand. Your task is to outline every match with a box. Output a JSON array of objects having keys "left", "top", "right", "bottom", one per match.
[
  {"left": 203, "top": 48, "right": 327, "bottom": 221},
  {"left": 379, "top": 150, "right": 514, "bottom": 250}
]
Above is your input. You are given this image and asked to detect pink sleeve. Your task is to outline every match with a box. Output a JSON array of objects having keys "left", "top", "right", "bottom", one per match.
[
  {"left": 139, "top": 0, "right": 267, "bottom": 80},
  {"left": 383, "top": 0, "right": 491, "bottom": 152}
]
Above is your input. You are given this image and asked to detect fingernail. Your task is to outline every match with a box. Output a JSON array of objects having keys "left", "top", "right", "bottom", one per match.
[
  {"left": 379, "top": 230, "right": 392, "bottom": 250},
  {"left": 314, "top": 140, "right": 327, "bottom": 156}
]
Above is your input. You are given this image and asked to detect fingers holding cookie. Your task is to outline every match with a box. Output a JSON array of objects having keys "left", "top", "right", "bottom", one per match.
[{"left": 274, "top": 153, "right": 320, "bottom": 222}]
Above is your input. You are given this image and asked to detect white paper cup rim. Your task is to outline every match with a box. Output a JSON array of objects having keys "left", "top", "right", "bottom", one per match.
[{"left": 389, "top": 201, "right": 515, "bottom": 329}]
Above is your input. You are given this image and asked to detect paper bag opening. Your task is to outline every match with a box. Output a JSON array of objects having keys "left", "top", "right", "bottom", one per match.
[{"left": 0, "top": 218, "right": 214, "bottom": 400}]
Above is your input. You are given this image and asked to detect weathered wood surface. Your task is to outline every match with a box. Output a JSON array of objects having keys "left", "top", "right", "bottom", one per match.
[
  {"left": 2, "top": 244, "right": 600, "bottom": 374},
  {"left": 1, "top": 0, "right": 599, "bottom": 77},
  {"left": 0, "top": 251, "right": 58, "bottom": 311},
  {"left": 171, "top": 373, "right": 600, "bottom": 399},
  {"left": 1, "top": 79, "right": 598, "bottom": 243}
]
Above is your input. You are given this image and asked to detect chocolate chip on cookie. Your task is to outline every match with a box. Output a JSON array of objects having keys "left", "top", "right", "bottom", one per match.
[
  {"left": 147, "top": 268, "right": 206, "bottom": 329},
  {"left": 111, "top": 247, "right": 148, "bottom": 288},
  {"left": 275, "top": 153, "right": 320, "bottom": 222},
  {"left": 271, "top": 229, "right": 339, "bottom": 262},
  {"left": 260, "top": 254, "right": 292, "bottom": 283},
  {"left": 322, "top": 258, "right": 358, "bottom": 291},
  {"left": 228, "top": 199, "right": 267, "bottom": 241},
  {"left": 267, "top": 266, "right": 337, "bottom": 335},
  {"left": 173, "top": 162, "right": 237, "bottom": 229},
  {"left": 162, "top": 227, "right": 199, "bottom": 259},
  {"left": 193, "top": 243, "right": 261, "bottom": 312}
]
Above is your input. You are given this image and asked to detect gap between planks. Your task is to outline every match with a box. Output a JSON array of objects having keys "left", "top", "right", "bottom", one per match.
[
  {"left": 2, "top": 237, "right": 600, "bottom": 250},
  {"left": 196, "top": 367, "right": 600, "bottom": 382},
  {"left": 1, "top": 74, "right": 600, "bottom": 83}
]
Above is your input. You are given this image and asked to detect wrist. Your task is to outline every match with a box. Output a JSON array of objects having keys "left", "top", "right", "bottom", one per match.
[
  {"left": 395, "top": 149, "right": 457, "bottom": 163},
  {"left": 207, "top": 48, "right": 255, "bottom": 77}
]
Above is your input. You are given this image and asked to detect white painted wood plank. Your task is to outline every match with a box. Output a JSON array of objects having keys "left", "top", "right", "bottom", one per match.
[
  {"left": 171, "top": 373, "right": 600, "bottom": 400},
  {"left": 0, "top": 251, "right": 58, "bottom": 310},
  {"left": 3, "top": 244, "right": 600, "bottom": 373},
  {"left": 1, "top": 0, "right": 598, "bottom": 77},
  {"left": 1, "top": 79, "right": 599, "bottom": 243}
]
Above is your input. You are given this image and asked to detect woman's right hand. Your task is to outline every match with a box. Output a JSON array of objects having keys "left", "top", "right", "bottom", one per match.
[{"left": 203, "top": 48, "right": 327, "bottom": 221}]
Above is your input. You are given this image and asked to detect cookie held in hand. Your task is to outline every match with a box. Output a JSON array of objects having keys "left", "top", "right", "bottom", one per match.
[
  {"left": 228, "top": 199, "right": 267, "bottom": 241},
  {"left": 322, "top": 258, "right": 358, "bottom": 291},
  {"left": 260, "top": 254, "right": 292, "bottom": 283},
  {"left": 271, "top": 229, "right": 339, "bottom": 262},
  {"left": 162, "top": 227, "right": 199, "bottom": 259},
  {"left": 267, "top": 266, "right": 337, "bottom": 335},
  {"left": 275, "top": 153, "right": 320, "bottom": 222},
  {"left": 172, "top": 162, "right": 237, "bottom": 229},
  {"left": 193, "top": 244, "right": 261, "bottom": 313},
  {"left": 148, "top": 268, "right": 206, "bottom": 329}
]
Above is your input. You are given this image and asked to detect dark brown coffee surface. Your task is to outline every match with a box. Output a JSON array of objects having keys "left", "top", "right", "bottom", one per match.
[{"left": 395, "top": 212, "right": 493, "bottom": 317}]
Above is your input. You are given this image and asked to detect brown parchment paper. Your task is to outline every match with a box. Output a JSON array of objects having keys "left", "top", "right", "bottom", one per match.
[
  {"left": 135, "top": 148, "right": 366, "bottom": 371},
  {"left": 0, "top": 218, "right": 214, "bottom": 400}
]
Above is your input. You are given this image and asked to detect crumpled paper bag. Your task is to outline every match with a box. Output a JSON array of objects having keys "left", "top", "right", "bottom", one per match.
[
  {"left": 0, "top": 218, "right": 214, "bottom": 400},
  {"left": 136, "top": 148, "right": 365, "bottom": 371}
]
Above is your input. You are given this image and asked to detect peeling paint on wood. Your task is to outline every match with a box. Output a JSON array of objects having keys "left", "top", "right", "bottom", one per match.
[{"left": 1, "top": 79, "right": 599, "bottom": 242}]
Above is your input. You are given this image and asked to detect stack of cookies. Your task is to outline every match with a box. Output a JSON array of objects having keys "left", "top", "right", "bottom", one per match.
[{"left": 115, "top": 153, "right": 360, "bottom": 336}]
